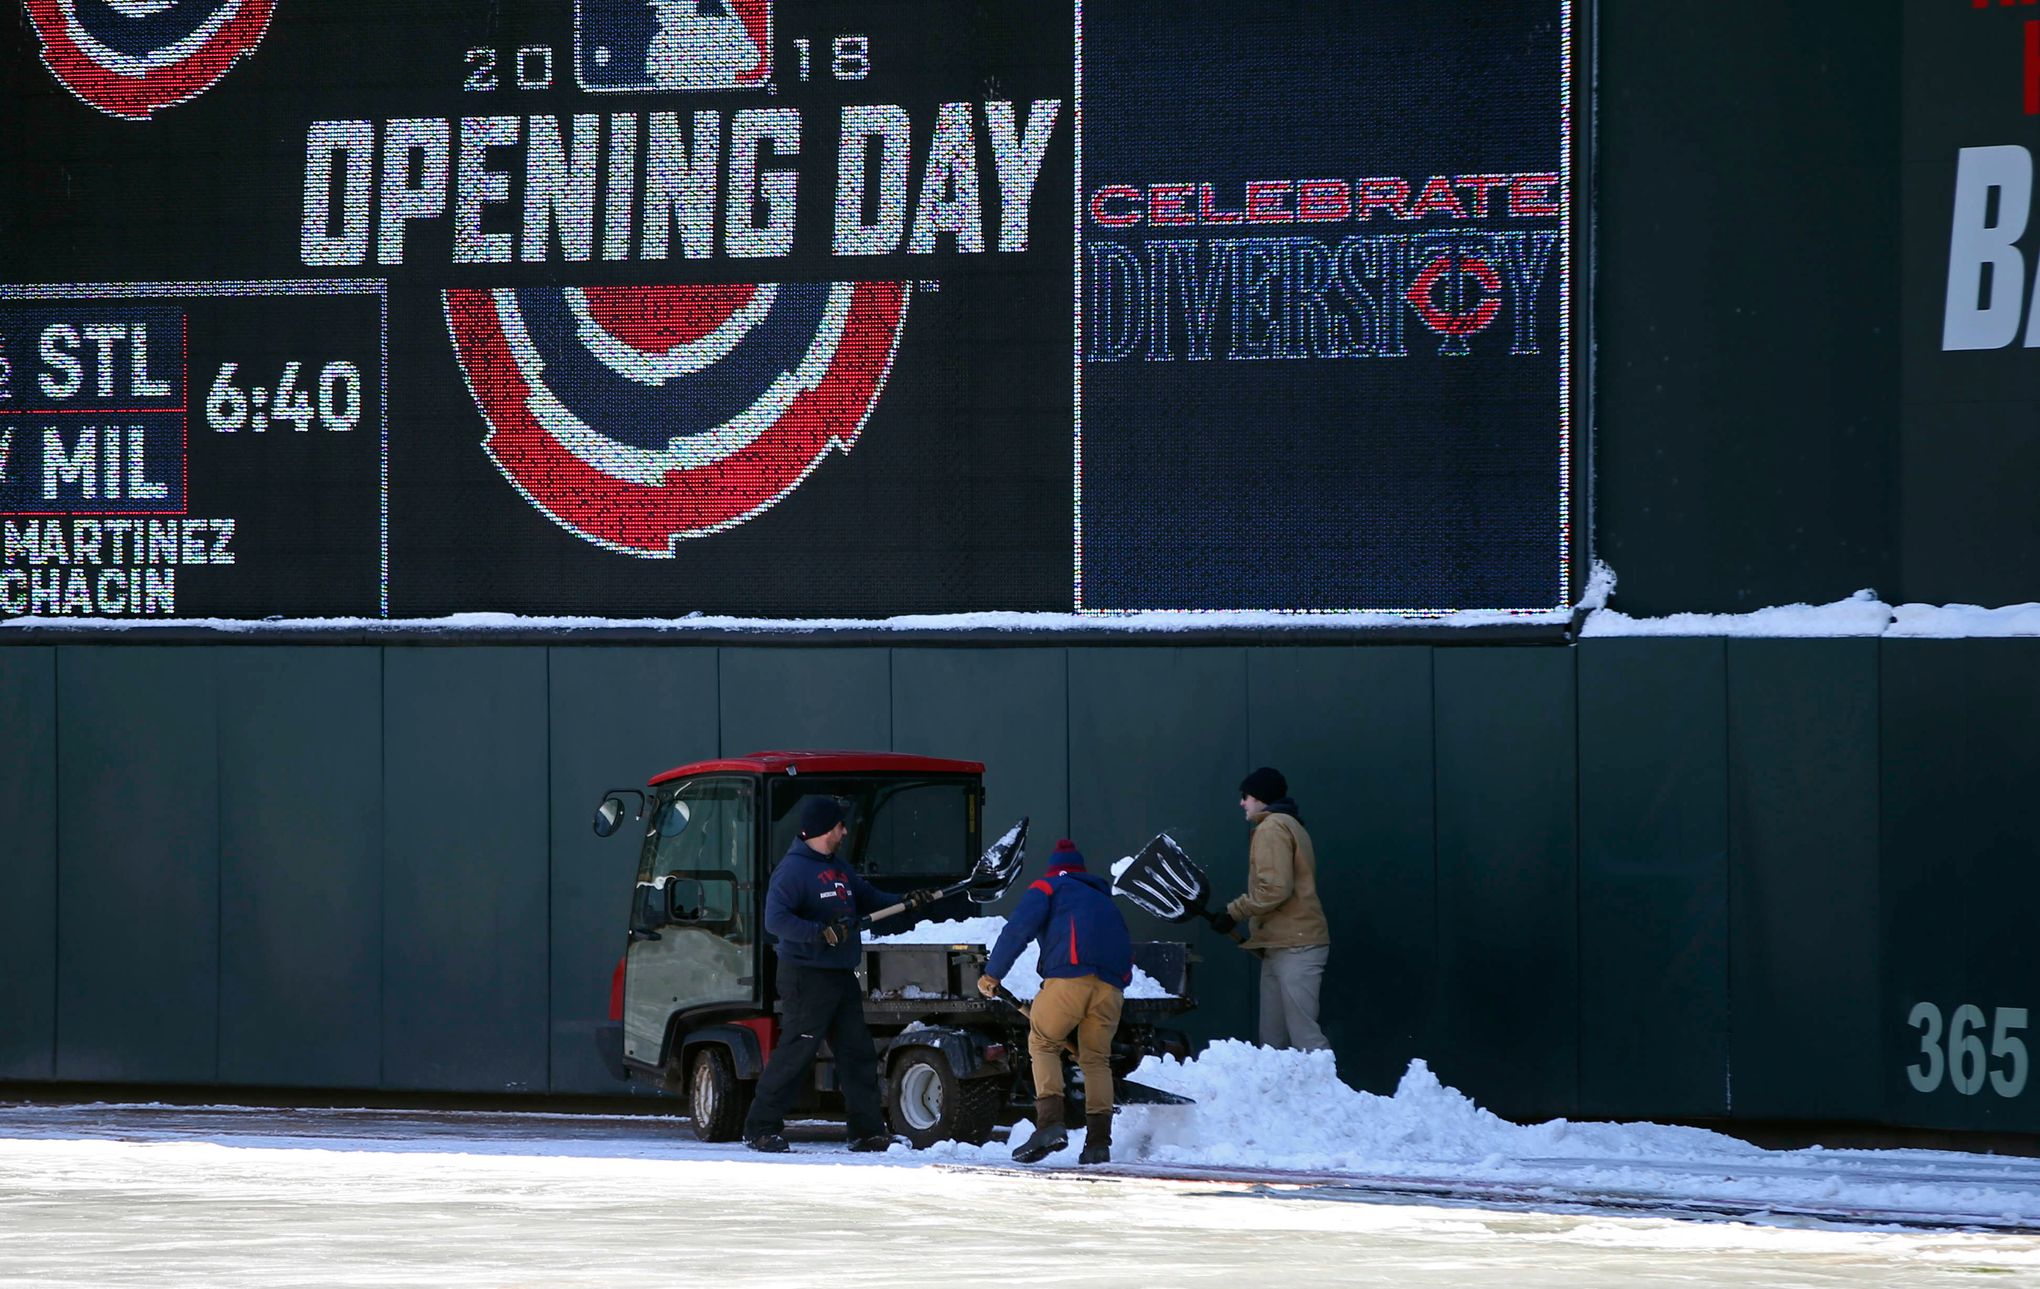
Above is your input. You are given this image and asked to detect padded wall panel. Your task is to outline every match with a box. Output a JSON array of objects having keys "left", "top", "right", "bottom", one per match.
[
  {"left": 216, "top": 648, "right": 382, "bottom": 1088},
  {"left": 1578, "top": 639, "right": 1729, "bottom": 1119},
  {"left": 1432, "top": 647, "right": 1578, "bottom": 1121},
  {"left": 1727, "top": 640, "right": 1882, "bottom": 1122},
  {"left": 1881, "top": 641, "right": 2040, "bottom": 1133},
  {"left": 55, "top": 648, "right": 219, "bottom": 1083},
  {"left": 891, "top": 648, "right": 1071, "bottom": 908},
  {"left": 717, "top": 649, "right": 891, "bottom": 756},
  {"left": 383, "top": 648, "right": 549, "bottom": 1092},
  {"left": 0, "top": 649, "right": 56, "bottom": 1080}
]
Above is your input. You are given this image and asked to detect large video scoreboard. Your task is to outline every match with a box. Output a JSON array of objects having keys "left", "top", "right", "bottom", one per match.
[{"left": 0, "top": 0, "right": 1577, "bottom": 620}]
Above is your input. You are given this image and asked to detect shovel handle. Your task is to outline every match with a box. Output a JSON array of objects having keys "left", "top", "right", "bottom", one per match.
[
  {"left": 857, "top": 873, "right": 972, "bottom": 928},
  {"left": 1204, "top": 909, "right": 1250, "bottom": 946}
]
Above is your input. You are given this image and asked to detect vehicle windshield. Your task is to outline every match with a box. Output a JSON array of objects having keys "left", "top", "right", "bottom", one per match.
[{"left": 767, "top": 777, "right": 980, "bottom": 880}]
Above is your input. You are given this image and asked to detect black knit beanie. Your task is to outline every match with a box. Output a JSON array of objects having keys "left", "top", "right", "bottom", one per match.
[{"left": 1239, "top": 766, "right": 1287, "bottom": 803}]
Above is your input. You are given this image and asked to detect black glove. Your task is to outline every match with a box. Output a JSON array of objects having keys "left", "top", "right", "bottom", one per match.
[
  {"left": 902, "top": 888, "right": 941, "bottom": 913},
  {"left": 1206, "top": 910, "right": 1237, "bottom": 935},
  {"left": 821, "top": 918, "right": 860, "bottom": 947}
]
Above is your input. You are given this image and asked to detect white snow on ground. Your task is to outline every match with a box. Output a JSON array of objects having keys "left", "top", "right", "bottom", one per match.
[
  {"left": 868, "top": 916, "right": 1174, "bottom": 999},
  {"left": 3, "top": 1046, "right": 2040, "bottom": 1283},
  {"left": 3, "top": 1107, "right": 2036, "bottom": 1288},
  {"left": 921, "top": 1043, "right": 2040, "bottom": 1228},
  {"left": 3, "top": 1057, "right": 2040, "bottom": 1289}
]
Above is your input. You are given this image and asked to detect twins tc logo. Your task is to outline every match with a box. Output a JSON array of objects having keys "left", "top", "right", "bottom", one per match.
[
  {"left": 577, "top": 0, "right": 772, "bottom": 93},
  {"left": 24, "top": 0, "right": 274, "bottom": 120},
  {"left": 445, "top": 283, "right": 911, "bottom": 554}
]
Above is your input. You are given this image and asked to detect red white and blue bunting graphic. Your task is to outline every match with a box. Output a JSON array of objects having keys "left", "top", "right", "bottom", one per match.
[
  {"left": 25, "top": 0, "right": 274, "bottom": 120},
  {"left": 445, "top": 282, "right": 910, "bottom": 555}
]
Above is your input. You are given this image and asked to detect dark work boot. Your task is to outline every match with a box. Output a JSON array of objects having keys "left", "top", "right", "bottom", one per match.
[
  {"left": 1077, "top": 1112, "right": 1112, "bottom": 1165},
  {"left": 1010, "top": 1097, "right": 1067, "bottom": 1163}
]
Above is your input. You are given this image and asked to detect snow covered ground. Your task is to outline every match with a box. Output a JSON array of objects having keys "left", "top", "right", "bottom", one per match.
[{"left": 4, "top": 1049, "right": 2040, "bottom": 1287}]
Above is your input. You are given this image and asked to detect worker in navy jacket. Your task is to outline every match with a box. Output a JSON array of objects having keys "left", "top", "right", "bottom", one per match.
[
  {"left": 979, "top": 839, "right": 1132, "bottom": 1164},
  {"left": 743, "top": 795, "right": 939, "bottom": 1154}
]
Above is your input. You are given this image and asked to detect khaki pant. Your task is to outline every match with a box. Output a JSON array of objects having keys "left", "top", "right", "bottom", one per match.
[
  {"left": 1258, "top": 944, "right": 1330, "bottom": 1051},
  {"left": 1027, "top": 974, "right": 1125, "bottom": 1114}
]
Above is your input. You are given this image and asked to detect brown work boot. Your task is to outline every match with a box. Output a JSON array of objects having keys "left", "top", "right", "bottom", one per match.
[
  {"left": 1010, "top": 1097, "right": 1067, "bottom": 1163},
  {"left": 1077, "top": 1112, "right": 1112, "bottom": 1164}
]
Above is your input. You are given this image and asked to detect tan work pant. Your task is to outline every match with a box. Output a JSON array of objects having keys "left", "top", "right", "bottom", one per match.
[{"left": 1028, "top": 974, "right": 1125, "bottom": 1114}]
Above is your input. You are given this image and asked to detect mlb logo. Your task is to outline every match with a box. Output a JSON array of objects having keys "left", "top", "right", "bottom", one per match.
[{"left": 577, "top": 0, "right": 772, "bottom": 92}]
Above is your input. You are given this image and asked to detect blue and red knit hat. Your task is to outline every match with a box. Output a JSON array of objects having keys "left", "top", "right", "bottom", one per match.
[{"left": 1045, "top": 838, "right": 1086, "bottom": 877}]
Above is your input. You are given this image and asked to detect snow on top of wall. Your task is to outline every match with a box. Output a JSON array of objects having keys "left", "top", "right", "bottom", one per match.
[
  {"left": 0, "top": 607, "right": 1569, "bottom": 633},
  {"left": 12, "top": 555, "right": 2040, "bottom": 638},
  {"left": 1886, "top": 602, "right": 2040, "bottom": 638},
  {"left": 1580, "top": 588, "right": 1895, "bottom": 638},
  {"left": 1585, "top": 590, "right": 2040, "bottom": 639}
]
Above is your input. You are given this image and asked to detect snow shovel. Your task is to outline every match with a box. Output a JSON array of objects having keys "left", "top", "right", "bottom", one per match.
[
  {"left": 1112, "top": 833, "right": 1247, "bottom": 944},
  {"left": 859, "top": 817, "right": 1030, "bottom": 927}
]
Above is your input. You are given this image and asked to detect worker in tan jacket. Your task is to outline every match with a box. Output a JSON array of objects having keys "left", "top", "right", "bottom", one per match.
[{"left": 1209, "top": 767, "right": 1332, "bottom": 1051}]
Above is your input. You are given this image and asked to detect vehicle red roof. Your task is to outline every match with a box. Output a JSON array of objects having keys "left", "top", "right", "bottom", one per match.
[{"left": 648, "top": 750, "right": 984, "bottom": 785}]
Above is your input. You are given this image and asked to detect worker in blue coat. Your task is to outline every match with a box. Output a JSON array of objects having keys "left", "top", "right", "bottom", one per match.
[
  {"left": 979, "top": 839, "right": 1132, "bottom": 1164},
  {"left": 744, "top": 795, "right": 939, "bottom": 1154}
]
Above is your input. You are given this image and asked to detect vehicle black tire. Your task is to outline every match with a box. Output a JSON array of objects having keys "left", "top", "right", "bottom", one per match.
[
  {"left": 886, "top": 1050, "right": 1003, "bottom": 1149},
  {"left": 688, "top": 1046, "right": 752, "bottom": 1143}
]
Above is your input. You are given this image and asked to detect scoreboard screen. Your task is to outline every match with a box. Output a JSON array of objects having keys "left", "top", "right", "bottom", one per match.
[{"left": 0, "top": 0, "right": 1576, "bottom": 622}]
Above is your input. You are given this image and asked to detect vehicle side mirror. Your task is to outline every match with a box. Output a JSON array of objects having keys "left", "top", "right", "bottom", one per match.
[{"left": 593, "top": 789, "right": 645, "bottom": 838}]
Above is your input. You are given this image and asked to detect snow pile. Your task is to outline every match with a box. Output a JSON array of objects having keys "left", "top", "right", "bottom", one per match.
[
  {"left": 1125, "top": 1045, "right": 1762, "bottom": 1173},
  {"left": 922, "top": 1044, "right": 2040, "bottom": 1225},
  {"left": 1124, "top": 1045, "right": 1536, "bottom": 1171},
  {"left": 868, "top": 916, "right": 1175, "bottom": 999},
  {"left": 928, "top": 1044, "right": 1761, "bottom": 1176}
]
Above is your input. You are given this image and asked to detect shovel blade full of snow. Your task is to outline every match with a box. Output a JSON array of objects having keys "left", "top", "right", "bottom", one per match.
[
  {"left": 966, "top": 817, "right": 1029, "bottom": 904},
  {"left": 1114, "top": 834, "right": 1246, "bottom": 943},
  {"left": 861, "top": 817, "right": 1029, "bottom": 926}
]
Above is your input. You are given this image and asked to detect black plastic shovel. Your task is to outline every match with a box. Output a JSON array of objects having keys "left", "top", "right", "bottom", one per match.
[
  {"left": 859, "top": 817, "right": 1030, "bottom": 927},
  {"left": 1112, "top": 833, "right": 1247, "bottom": 944}
]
